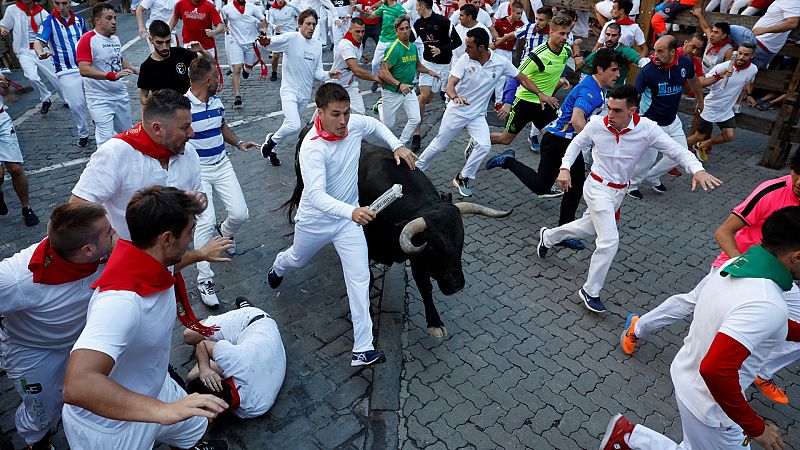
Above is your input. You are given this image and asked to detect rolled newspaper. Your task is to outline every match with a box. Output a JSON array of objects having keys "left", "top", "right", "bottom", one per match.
[{"left": 369, "top": 184, "right": 403, "bottom": 214}]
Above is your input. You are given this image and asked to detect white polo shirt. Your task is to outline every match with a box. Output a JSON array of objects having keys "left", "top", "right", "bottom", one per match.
[
  {"left": 598, "top": 20, "right": 645, "bottom": 48},
  {"left": 447, "top": 51, "right": 518, "bottom": 119},
  {"left": 139, "top": 0, "right": 178, "bottom": 27},
  {"left": 449, "top": 7, "right": 492, "bottom": 29},
  {"left": 452, "top": 22, "right": 489, "bottom": 62},
  {"left": 0, "top": 3, "right": 48, "bottom": 55},
  {"left": 71, "top": 137, "right": 203, "bottom": 240},
  {"left": 331, "top": 38, "right": 362, "bottom": 88},
  {"left": 222, "top": 3, "right": 265, "bottom": 46},
  {"left": 754, "top": 0, "right": 800, "bottom": 54},
  {"left": 75, "top": 30, "right": 129, "bottom": 101},
  {"left": 701, "top": 61, "right": 757, "bottom": 123}
]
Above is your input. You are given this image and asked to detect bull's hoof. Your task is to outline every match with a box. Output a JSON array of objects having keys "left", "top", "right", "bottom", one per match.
[{"left": 426, "top": 326, "right": 448, "bottom": 337}]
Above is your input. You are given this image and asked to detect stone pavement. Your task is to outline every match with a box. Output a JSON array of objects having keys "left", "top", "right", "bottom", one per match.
[{"left": 1, "top": 8, "right": 799, "bottom": 449}]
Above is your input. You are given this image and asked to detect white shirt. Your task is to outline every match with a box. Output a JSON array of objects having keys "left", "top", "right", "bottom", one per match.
[
  {"left": 701, "top": 62, "right": 757, "bottom": 123},
  {"left": 267, "top": 2, "right": 300, "bottom": 34},
  {"left": 671, "top": 261, "right": 789, "bottom": 428},
  {"left": 203, "top": 307, "right": 286, "bottom": 418},
  {"left": 598, "top": 20, "right": 645, "bottom": 48},
  {"left": 492, "top": 1, "right": 528, "bottom": 24},
  {"left": 0, "top": 242, "right": 102, "bottom": 349},
  {"left": 562, "top": 114, "right": 704, "bottom": 185},
  {"left": 754, "top": 0, "right": 800, "bottom": 54},
  {"left": 452, "top": 21, "right": 489, "bottom": 62},
  {"left": 449, "top": 7, "right": 492, "bottom": 29},
  {"left": 222, "top": 3, "right": 265, "bottom": 45},
  {"left": 331, "top": 38, "right": 361, "bottom": 87},
  {"left": 448, "top": 51, "right": 518, "bottom": 119},
  {"left": 297, "top": 115, "right": 403, "bottom": 221},
  {"left": 0, "top": 4, "right": 48, "bottom": 55},
  {"left": 75, "top": 31, "right": 128, "bottom": 101},
  {"left": 266, "top": 31, "right": 329, "bottom": 97},
  {"left": 66, "top": 279, "right": 178, "bottom": 429},
  {"left": 140, "top": 0, "right": 178, "bottom": 27},
  {"left": 71, "top": 138, "right": 203, "bottom": 240}
]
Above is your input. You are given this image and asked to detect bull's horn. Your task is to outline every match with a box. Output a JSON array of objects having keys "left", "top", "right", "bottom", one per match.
[
  {"left": 399, "top": 217, "right": 427, "bottom": 254},
  {"left": 454, "top": 202, "right": 512, "bottom": 218}
]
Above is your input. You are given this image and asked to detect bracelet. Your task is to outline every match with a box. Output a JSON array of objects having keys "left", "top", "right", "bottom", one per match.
[
  {"left": 559, "top": 168, "right": 569, "bottom": 171},
  {"left": 236, "top": 140, "right": 244, "bottom": 148},
  {"left": 105, "top": 72, "right": 117, "bottom": 81},
  {"left": 396, "top": 81, "right": 402, "bottom": 89}
]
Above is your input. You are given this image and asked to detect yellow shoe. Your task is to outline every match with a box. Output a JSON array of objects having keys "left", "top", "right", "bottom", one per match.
[
  {"left": 620, "top": 313, "right": 640, "bottom": 355},
  {"left": 754, "top": 377, "right": 789, "bottom": 404},
  {"left": 693, "top": 142, "right": 709, "bottom": 162}
]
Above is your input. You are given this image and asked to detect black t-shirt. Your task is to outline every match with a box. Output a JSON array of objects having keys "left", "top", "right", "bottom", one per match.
[
  {"left": 137, "top": 47, "right": 198, "bottom": 94},
  {"left": 413, "top": 13, "right": 461, "bottom": 65}
]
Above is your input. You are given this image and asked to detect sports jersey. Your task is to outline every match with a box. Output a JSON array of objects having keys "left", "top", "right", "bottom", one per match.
[
  {"left": 75, "top": 30, "right": 128, "bottom": 101},
  {"left": 546, "top": 75, "right": 606, "bottom": 139},
  {"left": 374, "top": 2, "right": 406, "bottom": 42},
  {"left": 266, "top": 1, "right": 300, "bottom": 33},
  {"left": 634, "top": 54, "right": 695, "bottom": 126},
  {"left": 580, "top": 44, "right": 640, "bottom": 86},
  {"left": 187, "top": 90, "right": 226, "bottom": 164},
  {"left": 515, "top": 23, "right": 548, "bottom": 55},
  {"left": 515, "top": 41, "right": 571, "bottom": 104},
  {"left": 355, "top": 0, "right": 380, "bottom": 24},
  {"left": 222, "top": 2, "right": 264, "bottom": 45},
  {"left": 331, "top": 37, "right": 362, "bottom": 87},
  {"left": 35, "top": 10, "right": 88, "bottom": 74},
  {"left": 331, "top": 0, "right": 352, "bottom": 17},
  {"left": 413, "top": 11, "right": 460, "bottom": 64},
  {"left": 139, "top": 0, "right": 177, "bottom": 27},
  {"left": 493, "top": 17, "right": 522, "bottom": 51},
  {"left": 173, "top": 0, "right": 223, "bottom": 50},
  {"left": 382, "top": 39, "right": 418, "bottom": 93}
]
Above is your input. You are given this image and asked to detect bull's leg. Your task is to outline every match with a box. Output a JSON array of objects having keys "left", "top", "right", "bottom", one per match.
[{"left": 410, "top": 261, "right": 448, "bottom": 337}]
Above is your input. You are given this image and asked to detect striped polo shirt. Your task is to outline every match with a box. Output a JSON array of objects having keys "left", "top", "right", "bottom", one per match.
[
  {"left": 36, "top": 11, "right": 87, "bottom": 74},
  {"left": 186, "top": 90, "right": 226, "bottom": 165}
]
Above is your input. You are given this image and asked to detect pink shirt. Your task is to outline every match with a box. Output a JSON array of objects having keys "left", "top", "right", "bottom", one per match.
[{"left": 711, "top": 174, "right": 799, "bottom": 267}]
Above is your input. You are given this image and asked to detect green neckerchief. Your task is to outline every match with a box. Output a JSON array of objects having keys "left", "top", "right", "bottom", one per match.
[{"left": 720, "top": 245, "right": 793, "bottom": 291}]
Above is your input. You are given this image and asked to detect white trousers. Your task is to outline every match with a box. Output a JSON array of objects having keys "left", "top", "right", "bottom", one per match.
[
  {"left": 493, "top": 49, "right": 513, "bottom": 106},
  {"left": 86, "top": 96, "right": 133, "bottom": 146},
  {"left": 271, "top": 92, "right": 308, "bottom": 148},
  {"left": 543, "top": 178, "right": 628, "bottom": 297},
  {"left": 629, "top": 116, "right": 688, "bottom": 189},
  {"left": 331, "top": 18, "right": 350, "bottom": 48},
  {"left": 371, "top": 41, "right": 391, "bottom": 75},
  {"left": 272, "top": 217, "right": 374, "bottom": 353},
  {"left": 346, "top": 83, "right": 365, "bottom": 115},
  {"left": 62, "top": 375, "right": 207, "bottom": 450},
  {"left": 313, "top": 9, "right": 331, "bottom": 46},
  {"left": 417, "top": 111, "right": 490, "bottom": 180},
  {"left": 58, "top": 71, "right": 91, "bottom": 139},
  {"left": 0, "top": 337, "right": 70, "bottom": 445},
  {"left": 635, "top": 267, "right": 718, "bottom": 338},
  {"left": 379, "top": 89, "right": 420, "bottom": 145},
  {"left": 758, "top": 341, "right": 800, "bottom": 380},
  {"left": 17, "top": 49, "right": 60, "bottom": 103},
  {"left": 628, "top": 396, "right": 748, "bottom": 449},
  {"left": 0, "top": 112, "right": 23, "bottom": 163},
  {"left": 195, "top": 155, "right": 249, "bottom": 282}
]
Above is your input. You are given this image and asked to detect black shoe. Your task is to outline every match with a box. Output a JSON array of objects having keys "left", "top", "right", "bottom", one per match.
[
  {"left": 235, "top": 296, "right": 252, "bottom": 309},
  {"left": 370, "top": 81, "right": 379, "bottom": 92},
  {"left": 78, "top": 137, "right": 89, "bottom": 147},
  {"left": 651, "top": 184, "right": 667, "bottom": 194},
  {"left": 261, "top": 133, "right": 277, "bottom": 158},
  {"left": 267, "top": 269, "right": 283, "bottom": 289},
  {"left": 27, "top": 430, "right": 52, "bottom": 450},
  {"left": 191, "top": 440, "right": 229, "bottom": 450},
  {"left": 626, "top": 189, "right": 643, "bottom": 200},
  {"left": 226, "top": 69, "right": 233, "bottom": 76},
  {"left": 22, "top": 207, "right": 39, "bottom": 227},
  {"left": 439, "top": 91, "right": 446, "bottom": 102},
  {"left": 270, "top": 71, "right": 278, "bottom": 81},
  {"left": 0, "top": 191, "right": 7, "bottom": 215},
  {"left": 40, "top": 100, "right": 51, "bottom": 115},
  {"left": 234, "top": 95, "right": 242, "bottom": 106},
  {"left": 411, "top": 135, "right": 421, "bottom": 152},
  {"left": 242, "top": 70, "right": 250, "bottom": 79}
]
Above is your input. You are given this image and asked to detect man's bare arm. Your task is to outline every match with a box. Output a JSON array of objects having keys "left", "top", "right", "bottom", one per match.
[{"left": 714, "top": 213, "right": 747, "bottom": 260}]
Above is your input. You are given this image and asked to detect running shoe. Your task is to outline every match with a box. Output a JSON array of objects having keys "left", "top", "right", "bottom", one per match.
[
  {"left": 693, "top": 142, "right": 709, "bottom": 162},
  {"left": 372, "top": 97, "right": 382, "bottom": 114},
  {"left": 599, "top": 414, "right": 634, "bottom": 450},
  {"left": 411, "top": 134, "right": 421, "bottom": 152},
  {"left": 555, "top": 239, "right": 585, "bottom": 250},
  {"left": 197, "top": 280, "right": 220, "bottom": 307},
  {"left": 464, "top": 137, "right": 474, "bottom": 160},
  {"left": 527, "top": 131, "right": 540, "bottom": 152},
  {"left": 452, "top": 174, "right": 472, "bottom": 197},
  {"left": 620, "top": 313, "right": 640, "bottom": 355},
  {"left": 191, "top": 441, "right": 229, "bottom": 450},
  {"left": 215, "top": 223, "right": 236, "bottom": 255},
  {"left": 578, "top": 288, "right": 606, "bottom": 313},
  {"left": 0, "top": 191, "right": 7, "bottom": 215},
  {"left": 667, "top": 168, "right": 682, "bottom": 177},
  {"left": 22, "top": 207, "right": 39, "bottom": 227},
  {"left": 651, "top": 184, "right": 667, "bottom": 194},
  {"left": 351, "top": 350, "right": 386, "bottom": 367},
  {"left": 267, "top": 269, "right": 283, "bottom": 289},
  {"left": 754, "top": 377, "right": 789, "bottom": 404},
  {"left": 270, "top": 71, "right": 278, "bottom": 81},
  {"left": 537, "top": 227, "right": 549, "bottom": 258},
  {"left": 538, "top": 186, "right": 564, "bottom": 198},
  {"left": 626, "top": 189, "right": 643, "bottom": 200},
  {"left": 78, "top": 137, "right": 89, "bottom": 147},
  {"left": 234, "top": 95, "right": 242, "bottom": 106},
  {"left": 235, "top": 296, "right": 252, "bottom": 309},
  {"left": 485, "top": 150, "right": 515, "bottom": 170}
]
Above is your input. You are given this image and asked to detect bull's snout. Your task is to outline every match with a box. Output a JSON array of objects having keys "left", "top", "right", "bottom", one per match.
[{"left": 438, "top": 272, "right": 465, "bottom": 296}]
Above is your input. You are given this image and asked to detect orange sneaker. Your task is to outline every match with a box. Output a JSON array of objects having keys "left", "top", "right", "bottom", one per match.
[
  {"left": 754, "top": 377, "right": 789, "bottom": 404},
  {"left": 620, "top": 313, "right": 640, "bottom": 355}
]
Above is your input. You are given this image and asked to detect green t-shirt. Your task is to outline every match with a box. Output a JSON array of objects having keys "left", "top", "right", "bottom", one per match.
[
  {"left": 383, "top": 39, "right": 418, "bottom": 93},
  {"left": 515, "top": 42, "right": 571, "bottom": 104},
  {"left": 375, "top": 2, "right": 406, "bottom": 43},
  {"left": 580, "top": 45, "right": 640, "bottom": 86}
]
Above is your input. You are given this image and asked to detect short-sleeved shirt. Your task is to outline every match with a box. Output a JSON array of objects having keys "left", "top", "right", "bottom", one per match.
[
  {"left": 710, "top": 175, "right": 800, "bottom": 268},
  {"left": 35, "top": 11, "right": 88, "bottom": 74},
  {"left": 447, "top": 51, "right": 519, "bottom": 119},
  {"left": 580, "top": 44, "right": 640, "bottom": 86},
  {"left": 515, "top": 41, "right": 571, "bottom": 104},
  {"left": 754, "top": 0, "right": 800, "bottom": 53},
  {"left": 545, "top": 75, "right": 606, "bottom": 139},
  {"left": 701, "top": 62, "right": 757, "bottom": 123},
  {"left": 75, "top": 30, "right": 128, "bottom": 101},
  {"left": 187, "top": 90, "right": 227, "bottom": 165},
  {"left": 137, "top": 47, "right": 197, "bottom": 94},
  {"left": 493, "top": 17, "right": 522, "bottom": 51},
  {"left": 634, "top": 55, "right": 695, "bottom": 126},
  {"left": 383, "top": 39, "right": 418, "bottom": 93},
  {"left": 598, "top": 20, "right": 645, "bottom": 48},
  {"left": 331, "top": 38, "right": 362, "bottom": 87},
  {"left": 355, "top": 0, "right": 381, "bottom": 25},
  {"left": 140, "top": 0, "right": 177, "bottom": 27},
  {"left": 173, "top": 0, "right": 223, "bottom": 50},
  {"left": 267, "top": 2, "right": 300, "bottom": 33},
  {"left": 221, "top": 2, "right": 264, "bottom": 45},
  {"left": 374, "top": 2, "right": 406, "bottom": 42}
]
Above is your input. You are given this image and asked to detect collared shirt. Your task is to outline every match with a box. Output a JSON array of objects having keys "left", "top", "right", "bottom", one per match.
[
  {"left": 186, "top": 90, "right": 226, "bottom": 165},
  {"left": 701, "top": 61, "right": 757, "bottom": 123},
  {"left": 561, "top": 114, "right": 704, "bottom": 185},
  {"left": 0, "top": 3, "right": 48, "bottom": 55},
  {"left": 35, "top": 11, "right": 88, "bottom": 74},
  {"left": 173, "top": 0, "right": 223, "bottom": 50},
  {"left": 75, "top": 30, "right": 128, "bottom": 100},
  {"left": 545, "top": 75, "right": 606, "bottom": 139},
  {"left": 447, "top": 51, "right": 518, "bottom": 119}
]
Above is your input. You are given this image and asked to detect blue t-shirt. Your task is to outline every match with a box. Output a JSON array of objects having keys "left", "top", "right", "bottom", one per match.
[
  {"left": 545, "top": 75, "right": 606, "bottom": 139},
  {"left": 634, "top": 55, "right": 695, "bottom": 126}
]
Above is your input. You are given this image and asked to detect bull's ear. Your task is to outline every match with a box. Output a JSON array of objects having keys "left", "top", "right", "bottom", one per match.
[{"left": 438, "top": 191, "right": 453, "bottom": 203}]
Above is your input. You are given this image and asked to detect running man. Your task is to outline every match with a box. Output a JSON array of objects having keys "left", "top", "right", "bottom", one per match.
[
  {"left": 170, "top": 0, "right": 225, "bottom": 57},
  {"left": 265, "top": 0, "right": 300, "bottom": 81},
  {"left": 329, "top": 17, "right": 380, "bottom": 115},
  {"left": 221, "top": 0, "right": 267, "bottom": 106}
]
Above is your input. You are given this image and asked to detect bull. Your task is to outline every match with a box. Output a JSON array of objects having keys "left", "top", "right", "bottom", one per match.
[{"left": 283, "top": 127, "right": 511, "bottom": 337}]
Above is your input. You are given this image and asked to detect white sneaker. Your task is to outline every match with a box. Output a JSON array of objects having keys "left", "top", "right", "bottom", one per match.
[{"left": 197, "top": 280, "right": 219, "bottom": 307}]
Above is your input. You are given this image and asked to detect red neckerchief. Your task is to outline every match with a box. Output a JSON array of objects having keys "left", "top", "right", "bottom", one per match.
[
  {"left": 310, "top": 115, "right": 348, "bottom": 141},
  {"left": 28, "top": 237, "right": 102, "bottom": 285},
  {"left": 92, "top": 240, "right": 220, "bottom": 336},
  {"left": 114, "top": 123, "right": 175, "bottom": 161},
  {"left": 232, "top": 0, "right": 245, "bottom": 14},
  {"left": 706, "top": 37, "right": 730, "bottom": 55},
  {"left": 53, "top": 8, "right": 76, "bottom": 27},
  {"left": 271, "top": 0, "right": 284, "bottom": 8},
  {"left": 535, "top": 25, "right": 549, "bottom": 36},
  {"left": 225, "top": 378, "right": 241, "bottom": 409},
  {"left": 650, "top": 52, "right": 679, "bottom": 70},
  {"left": 615, "top": 16, "right": 635, "bottom": 25},
  {"left": 734, "top": 61, "right": 752, "bottom": 72},
  {"left": 16, "top": 1, "right": 44, "bottom": 34},
  {"left": 603, "top": 113, "right": 641, "bottom": 143},
  {"left": 343, "top": 30, "right": 359, "bottom": 47}
]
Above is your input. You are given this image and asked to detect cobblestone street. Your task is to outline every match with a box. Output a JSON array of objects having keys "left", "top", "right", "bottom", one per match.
[{"left": 1, "top": 8, "right": 799, "bottom": 450}]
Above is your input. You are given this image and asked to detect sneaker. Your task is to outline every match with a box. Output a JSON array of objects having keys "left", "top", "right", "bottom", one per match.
[
  {"left": 235, "top": 296, "right": 252, "bottom": 309},
  {"left": 620, "top": 313, "right": 640, "bottom": 355},
  {"left": 651, "top": 184, "right": 667, "bottom": 194},
  {"left": 267, "top": 269, "right": 283, "bottom": 289},
  {"left": 215, "top": 223, "right": 236, "bottom": 255},
  {"left": 667, "top": 168, "right": 682, "bottom": 177},
  {"left": 371, "top": 81, "right": 379, "bottom": 92},
  {"left": 22, "top": 207, "right": 39, "bottom": 227},
  {"left": 485, "top": 150, "right": 515, "bottom": 170},
  {"left": 578, "top": 288, "right": 606, "bottom": 313},
  {"left": 191, "top": 441, "right": 229, "bottom": 450},
  {"left": 693, "top": 142, "right": 709, "bottom": 162},
  {"left": 411, "top": 134, "right": 421, "bottom": 152},
  {"left": 599, "top": 414, "right": 634, "bottom": 450},
  {"left": 527, "top": 132, "right": 540, "bottom": 152},
  {"left": 451, "top": 174, "right": 472, "bottom": 197},
  {"left": 78, "top": 137, "right": 89, "bottom": 147},
  {"left": 197, "top": 280, "right": 220, "bottom": 307},
  {"left": 270, "top": 71, "right": 278, "bottom": 81},
  {"left": 0, "top": 191, "right": 7, "bottom": 215},
  {"left": 351, "top": 349, "right": 386, "bottom": 367},
  {"left": 555, "top": 238, "right": 585, "bottom": 250},
  {"left": 234, "top": 95, "right": 242, "bottom": 106},
  {"left": 372, "top": 97, "right": 382, "bottom": 114},
  {"left": 26, "top": 430, "right": 53, "bottom": 450},
  {"left": 626, "top": 189, "right": 643, "bottom": 200},
  {"left": 463, "top": 137, "right": 474, "bottom": 160},
  {"left": 538, "top": 186, "right": 564, "bottom": 198},
  {"left": 754, "top": 377, "right": 789, "bottom": 404},
  {"left": 537, "top": 227, "right": 549, "bottom": 258},
  {"left": 261, "top": 133, "right": 281, "bottom": 166},
  {"left": 40, "top": 100, "right": 51, "bottom": 115},
  {"left": 242, "top": 69, "right": 250, "bottom": 79}
]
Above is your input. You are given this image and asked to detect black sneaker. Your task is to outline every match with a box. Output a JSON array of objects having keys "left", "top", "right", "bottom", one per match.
[
  {"left": 270, "top": 71, "right": 278, "bottom": 81},
  {"left": 261, "top": 133, "right": 280, "bottom": 166},
  {"left": 651, "top": 184, "right": 667, "bottom": 194},
  {"left": 267, "top": 269, "right": 283, "bottom": 289},
  {"left": 235, "top": 296, "right": 252, "bottom": 309},
  {"left": 22, "top": 207, "right": 39, "bottom": 227},
  {"left": 626, "top": 189, "right": 643, "bottom": 200},
  {"left": 537, "top": 227, "right": 549, "bottom": 258},
  {"left": 242, "top": 69, "right": 250, "bottom": 79},
  {"left": 234, "top": 95, "right": 242, "bottom": 106},
  {"left": 77, "top": 137, "right": 89, "bottom": 147},
  {"left": 191, "top": 440, "right": 229, "bottom": 450},
  {"left": 351, "top": 350, "right": 386, "bottom": 367},
  {"left": 40, "top": 100, "right": 52, "bottom": 115},
  {"left": 411, "top": 134, "right": 421, "bottom": 152},
  {"left": 0, "top": 191, "right": 7, "bottom": 215}
]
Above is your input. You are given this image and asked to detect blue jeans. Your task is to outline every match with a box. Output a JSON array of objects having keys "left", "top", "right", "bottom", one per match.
[{"left": 729, "top": 25, "right": 775, "bottom": 68}]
